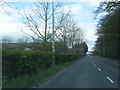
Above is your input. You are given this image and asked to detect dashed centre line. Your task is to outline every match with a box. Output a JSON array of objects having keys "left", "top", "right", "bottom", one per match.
[
  {"left": 91, "top": 58, "right": 115, "bottom": 85},
  {"left": 106, "top": 77, "right": 114, "bottom": 83},
  {"left": 98, "top": 68, "right": 101, "bottom": 71}
]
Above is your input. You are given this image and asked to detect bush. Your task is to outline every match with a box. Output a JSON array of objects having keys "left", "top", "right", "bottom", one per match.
[
  {"left": 2, "top": 49, "right": 52, "bottom": 81},
  {"left": 55, "top": 53, "right": 81, "bottom": 65},
  {"left": 2, "top": 49, "right": 82, "bottom": 83}
]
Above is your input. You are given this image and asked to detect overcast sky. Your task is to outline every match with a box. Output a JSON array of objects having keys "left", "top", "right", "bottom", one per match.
[{"left": 0, "top": 0, "right": 105, "bottom": 51}]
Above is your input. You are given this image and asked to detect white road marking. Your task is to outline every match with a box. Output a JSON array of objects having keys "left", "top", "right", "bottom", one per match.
[
  {"left": 106, "top": 77, "right": 114, "bottom": 83},
  {"left": 98, "top": 68, "right": 101, "bottom": 71},
  {"left": 94, "top": 64, "right": 96, "bottom": 67}
]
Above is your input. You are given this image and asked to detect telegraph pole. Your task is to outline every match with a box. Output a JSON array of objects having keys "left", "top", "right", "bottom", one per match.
[{"left": 52, "top": 1, "right": 55, "bottom": 65}]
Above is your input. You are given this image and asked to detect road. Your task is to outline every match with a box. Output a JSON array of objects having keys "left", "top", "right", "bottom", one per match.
[{"left": 38, "top": 56, "right": 118, "bottom": 88}]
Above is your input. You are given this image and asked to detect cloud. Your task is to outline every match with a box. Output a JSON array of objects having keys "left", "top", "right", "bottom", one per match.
[
  {"left": 2, "top": 0, "right": 113, "bottom": 2},
  {"left": 86, "top": 41, "right": 95, "bottom": 51},
  {"left": 0, "top": 13, "right": 25, "bottom": 41},
  {"left": 0, "top": 1, "right": 98, "bottom": 51},
  {"left": 0, "top": 2, "right": 45, "bottom": 41},
  {"left": 0, "top": 3, "right": 25, "bottom": 41},
  {"left": 78, "top": 22, "right": 98, "bottom": 51},
  {"left": 17, "top": 5, "right": 37, "bottom": 17},
  {"left": 86, "top": 0, "right": 104, "bottom": 7},
  {"left": 79, "top": 22, "right": 98, "bottom": 39},
  {"left": 59, "top": 3, "right": 94, "bottom": 21},
  {"left": 59, "top": 3, "right": 98, "bottom": 50},
  {"left": 58, "top": 4, "right": 83, "bottom": 15},
  {"left": 70, "top": 4, "right": 83, "bottom": 14},
  {"left": 61, "top": 2, "right": 98, "bottom": 51},
  {"left": 0, "top": 2, "right": 12, "bottom": 15}
]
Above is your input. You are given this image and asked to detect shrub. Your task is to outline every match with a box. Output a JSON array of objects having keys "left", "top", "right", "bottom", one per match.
[
  {"left": 2, "top": 49, "right": 82, "bottom": 83},
  {"left": 55, "top": 53, "right": 82, "bottom": 65}
]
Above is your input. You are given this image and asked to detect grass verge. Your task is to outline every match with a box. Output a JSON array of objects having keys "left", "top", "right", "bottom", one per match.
[{"left": 3, "top": 57, "right": 83, "bottom": 88}]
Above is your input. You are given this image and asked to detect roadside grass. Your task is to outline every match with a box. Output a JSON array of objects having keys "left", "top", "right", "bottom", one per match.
[{"left": 3, "top": 57, "right": 83, "bottom": 88}]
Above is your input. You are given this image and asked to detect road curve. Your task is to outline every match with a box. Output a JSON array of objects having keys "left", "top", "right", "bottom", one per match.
[{"left": 38, "top": 56, "right": 118, "bottom": 88}]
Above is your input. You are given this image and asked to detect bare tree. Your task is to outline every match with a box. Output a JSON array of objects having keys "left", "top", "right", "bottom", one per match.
[
  {"left": 55, "top": 12, "right": 85, "bottom": 49},
  {"left": 74, "top": 28, "right": 85, "bottom": 44},
  {"left": 0, "top": 1, "right": 71, "bottom": 44},
  {"left": 2, "top": 36, "right": 12, "bottom": 48},
  {"left": 20, "top": 1, "right": 61, "bottom": 43},
  {"left": 19, "top": 1, "right": 71, "bottom": 44},
  {"left": 16, "top": 36, "right": 30, "bottom": 50},
  {"left": 55, "top": 14, "right": 71, "bottom": 43},
  {"left": 68, "top": 23, "right": 77, "bottom": 48},
  {"left": 2, "top": 36, "right": 12, "bottom": 44},
  {"left": 17, "top": 36, "right": 29, "bottom": 43},
  {"left": 0, "top": 2, "right": 13, "bottom": 15},
  {"left": 67, "top": 23, "right": 85, "bottom": 48}
]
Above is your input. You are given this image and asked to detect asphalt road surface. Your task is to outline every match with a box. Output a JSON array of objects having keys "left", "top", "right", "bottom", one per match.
[{"left": 39, "top": 55, "right": 118, "bottom": 88}]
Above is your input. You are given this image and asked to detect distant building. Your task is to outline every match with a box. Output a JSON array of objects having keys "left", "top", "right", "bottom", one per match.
[{"left": 24, "top": 47, "right": 32, "bottom": 51}]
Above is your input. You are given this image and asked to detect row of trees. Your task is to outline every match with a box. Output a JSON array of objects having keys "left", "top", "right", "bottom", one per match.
[
  {"left": 94, "top": 1, "right": 119, "bottom": 59},
  {"left": 25, "top": 1, "right": 85, "bottom": 48},
  {"left": 1, "top": 1, "right": 86, "bottom": 50}
]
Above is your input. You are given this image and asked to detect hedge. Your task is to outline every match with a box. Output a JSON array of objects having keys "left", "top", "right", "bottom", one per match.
[{"left": 2, "top": 49, "right": 82, "bottom": 83}]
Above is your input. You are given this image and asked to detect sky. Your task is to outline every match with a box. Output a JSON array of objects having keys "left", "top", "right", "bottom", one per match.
[{"left": 0, "top": 0, "right": 105, "bottom": 51}]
